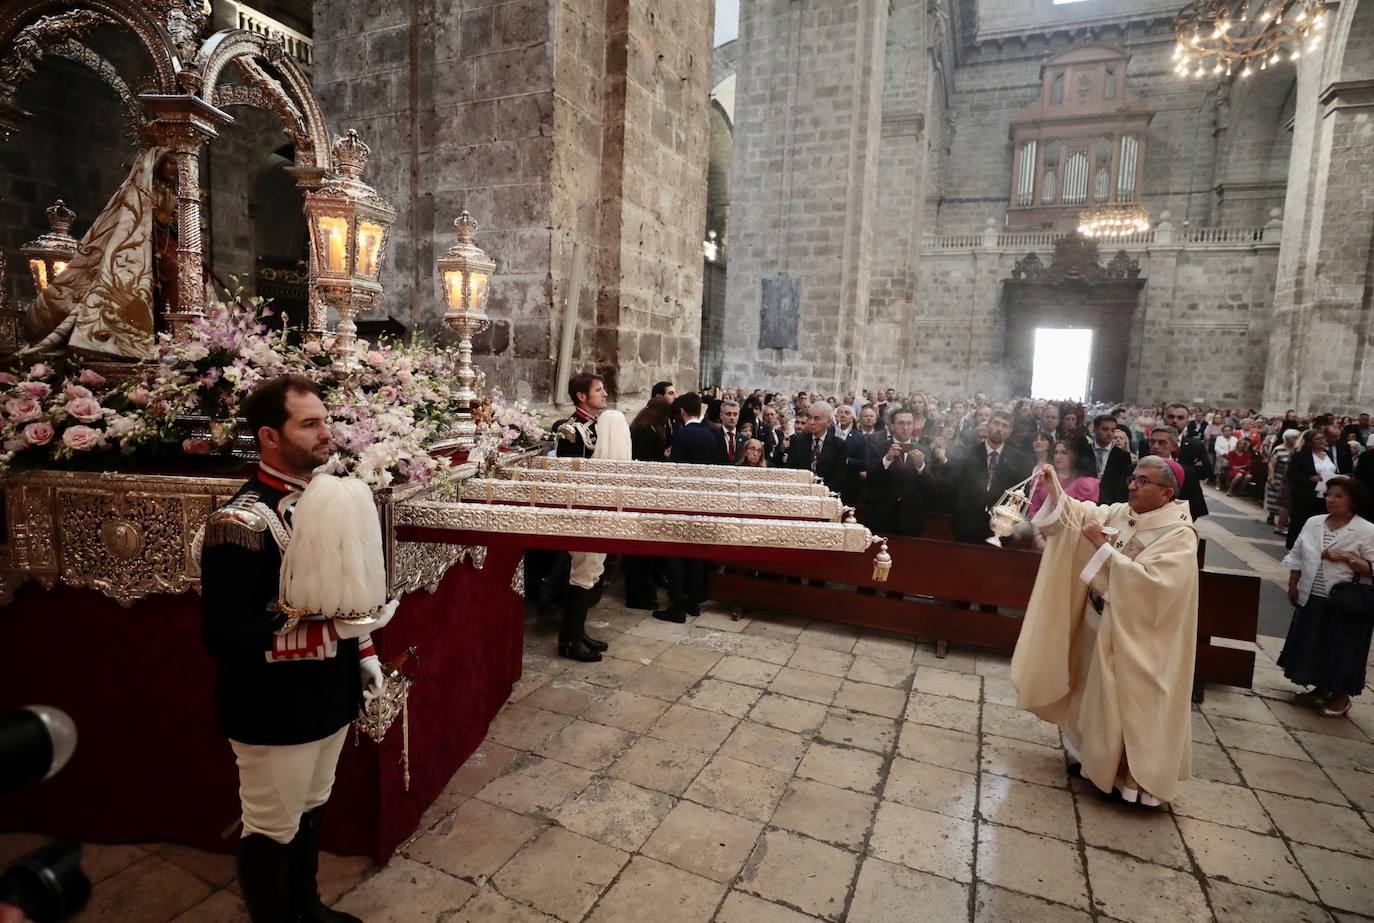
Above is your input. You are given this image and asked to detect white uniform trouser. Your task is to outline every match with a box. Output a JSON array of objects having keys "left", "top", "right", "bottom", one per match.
[
  {"left": 229, "top": 726, "right": 348, "bottom": 844},
  {"left": 569, "top": 552, "right": 606, "bottom": 590}
]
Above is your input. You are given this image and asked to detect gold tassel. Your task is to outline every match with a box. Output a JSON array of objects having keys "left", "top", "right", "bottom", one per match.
[{"left": 871, "top": 541, "right": 892, "bottom": 583}]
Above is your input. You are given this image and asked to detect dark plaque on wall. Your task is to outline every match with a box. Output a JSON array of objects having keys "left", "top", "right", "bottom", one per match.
[{"left": 759, "top": 272, "right": 800, "bottom": 350}]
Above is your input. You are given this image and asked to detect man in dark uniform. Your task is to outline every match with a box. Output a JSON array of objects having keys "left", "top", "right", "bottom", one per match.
[
  {"left": 553, "top": 371, "right": 611, "bottom": 660},
  {"left": 554, "top": 371, "right": 608, "bottom": 458},
  {"left": 201, "top": 375, "right": 394, "bottom": 923},
  {"left": 655, "top": 392, "right": 715, "bottom": 622}
]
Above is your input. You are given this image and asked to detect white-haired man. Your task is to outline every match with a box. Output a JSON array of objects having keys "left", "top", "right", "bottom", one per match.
[
  {"left": 1012, "top": 454, "right": 1199, "bottom": 808},
  {"left": 785, "top": 402, "right": 846, "bottom": 492}
]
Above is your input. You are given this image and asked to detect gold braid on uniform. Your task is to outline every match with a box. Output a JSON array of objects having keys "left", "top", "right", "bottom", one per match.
[{"left": 200, "top": 492, "right": 270, "bottom": 551}]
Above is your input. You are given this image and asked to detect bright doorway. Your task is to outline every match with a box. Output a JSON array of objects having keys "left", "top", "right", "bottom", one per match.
[{"left": 1031, "top": 327, "right": 1093, "bottom": 401}]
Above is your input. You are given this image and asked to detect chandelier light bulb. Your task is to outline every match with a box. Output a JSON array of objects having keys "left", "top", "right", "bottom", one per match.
[
  {"left": 1295, "top": 9, "right": 1306, "bottom": 21},
  {"left": 1241, "top": 66, "right": 1252, "bottom": 77},
  {"left": 1218, "top": 19, "right": 1229, "bottom": 32},
  {"left": 1291, "top": 49, "right": 1300, "bottom": 60},
  {"left": 1259, "top": 10, "right": 1271, "bottom": 22},
  {"left": 1213, "top": 62, "right": 1223, "bottom": 74}
]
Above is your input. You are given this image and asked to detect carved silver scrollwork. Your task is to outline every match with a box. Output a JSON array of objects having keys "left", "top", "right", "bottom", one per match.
[{"left": 511, "top": 558, "right": 525, "bottom": 597}]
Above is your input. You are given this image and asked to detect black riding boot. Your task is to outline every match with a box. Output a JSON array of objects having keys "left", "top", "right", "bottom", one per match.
[
  {"left": 559, "top": 586, "right": 602, "bottom": 661},
  {"left": 290, "top": 809, "right": 363, "bottom": 923},
  {"left": 236, "top": 834, "right": 294, "bottom": 923}
]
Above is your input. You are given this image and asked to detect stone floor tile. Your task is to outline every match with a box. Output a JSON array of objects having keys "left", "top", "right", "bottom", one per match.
[
  {"left": 907, "top": 692, "right": 981, "bottom": 733},
  {"left": 684, "top": 754, "right": 789, "bottom": 822},
  {"left": 491, "top": 827, "right": 629, "bottom": 922},
  {"left": 601, "top": 633, "right": 674, "bottom": 663},
  {"left": 868, "top": 800, "right": 975, "bottom": 883},
  {"left": 715, "top": 890, "right": 821, "bottom": 923},
  {"left": 731, "top": 633, "right": 802, "bottom": 665},
  {"left": 522, "top": 652, "right": 572, "bottom": 678},
  {"left": 520, "top": 678, "right": 609, "bottom": 717},
  {"left": 316, "top": 852, "right": 374, "bottom": 905},
  {"left": 1192, "top": 710, "right": 1219, "bottom": 745},
  {"left": 1266, "top": 699, "right": 1373, "bottom": 740},
  {"left": 771, "top": 778, "right": 878, "bottom": 850},
  {"left": 847, "top": 655, "right": 916, "bottom": 689},
  {"left": 818, "top": 710, "right": 899, "bottom": 754},
  {"left": 652, "top": 644, "right": 724, "bottom": 679},
  {"left": 1210, "top": 715, "right": 1308, "bottom": 760},
  {"left": 682, "top": 677, "right": 764, "bottom": 718},
  {"left": 789, "top": 645, "right": 856, "bottom": 677},
  {"left": 84, "top": 843, "right": 154, "bottom": 884},
  {"left": 1292, "top": 730, "right": 1374, "bottom": 773},
  {"left": 980, "top": 703, "right": 1061, "bottom": 748},
  {"left": 847, "top": 856, "right": 969, "bottom": 923},
  {"left": 738, "top": 829, "right": 859, "bottom": 921},
  {"left": 552, "top": 777, "right": 675, "bottom": 851},
  {"left": 486, "top": 704, "right": 576, "bottom": 752},
  {"left": 897, "top": 722, "right": 980, "bottom": 773},
  {"left": 977, "top": 773, "right": 1077, "bottom": 841},
  {"left": 796, "top": 622, "right": 862, "bottom": 653},
  {"left": 975, "top": 654, "right": 1012, "bottom": 677},
  {"left": 639, "top": 799, "right": 763, "bottom": 883},
  {"left": 647, "top": 703, "right": 738, "bottom": 752},
  {"left": 580, "top": 689, "right": 672, "bottom": 734},
  {"left": 0, "top": 832, "right": 48, "bottom": 866},
  {"left": 607, "top": 736, "right": 712, "bottom": 796},
  {"left": 447, "top": 889, "right": 560, "bottom": 922},
  {"left": 832, "top": 679, "right": 908, "bottom": 718},
  {"left": 1291, "top": 843, "right": 1374, "bottom": 914},
  {"left": 882, "top": 757, "right": 977, "bottom": 820},
  {"left": 1175, "top": 816, "right": 1315, "bottom": 899},
  {"left": 627, "top": 617, "right": 698, "bottom": 643},
  {"left": 710, "top": 654, "right": 784, "bottom": 688},
  {"left": 975, "top": 823, "right": 1088, "bottom": 909},
  {"left": 695, "top": 610, "right": 750, "bottom": 633},
  {"left": 1206, "top": 879, "right": 1333, "bottom": 923},
  {"left": 1075, "top": 790, "right": 1191, "bottom": 869},
  {"left": 75, "top": 856, "right": 215, "bottom": 923},
  {"left": 1199, "top": 688, "right": 1285, "bottom": 725},
  {"left": 749, "top": 692, "right": 830, "bottom": 735},
  {"left": 913, "top": 666, "right": 983, "bottom": 701},
  {"left": 403, "top": 798, "right": 543, "bottom": 879},
  {"left": 476, "top": 756, "right": 594, "bottom": 816},
  {"left": 744, "top": 614, "right": 809, "bottom": 641},
  {"left": 445, "top": 741, "right": 524, "bottom": 797},
  {"left": 331, "top": 858, "right": 476, "bottom": 922},
  {"left": 168, "top": 889, "right": 249, "bottom": 923},
  {"left": 974, "top": 884, "right": 1092, "bottom": 923},
  {"left": 619, "top": 665, "right": 702, "bottom": 702},
  {"left": 1256, "top": 790, "right": 1374, "bottom": 857},
  {"left": 719, "top": 719, "right": 811, "bottom": 774},
  {"left": 914, "top": 644, "right": 978, "bottom": 674},
  {"left": 796, "top": 740, "right": 886, "bottom": 794},
  {"left": 981, "top": 676, "right": 1019, "bottom": 707},
  {"left": 1191, "top": 740, "right": 1243, "bottom": 785},
  {"left": 561, "top": 657, "right": 646, "bottom": 689},
  {"left": 1327, "top": 765, "right": 1374, "bottom": 811},
  {"left": 535, "top": 719, "right": 637, "bottom": 771},
  {"left": 584, "top": 855, "right": 726, "bottom": 923},
  {"left": 1170, "top": 777, "right": 1273, "bottom": 832},
  {"left": 768, "top": 667, "right": 845, "bottom": 705},
  {"left": 851, "top": 632, "right": 917, "bottom": 663},
  {"left": 980, "top": 734, "right": 1067, "bottom": 787},
  {"left": 1084, "top": 847, "right": 1210, "bottom": 923}
]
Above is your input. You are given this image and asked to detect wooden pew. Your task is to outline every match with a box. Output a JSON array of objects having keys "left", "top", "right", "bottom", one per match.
[{"left": 707, "top": 526, "right": 1260, "bottom": 699}]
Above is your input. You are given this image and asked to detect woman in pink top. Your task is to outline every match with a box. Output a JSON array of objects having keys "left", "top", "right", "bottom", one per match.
[{"left": 1030, "top": 439, "right": 1101, "bottom": 519}]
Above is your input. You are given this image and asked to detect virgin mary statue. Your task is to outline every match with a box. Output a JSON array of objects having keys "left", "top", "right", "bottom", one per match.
[{"left": 24, "top": 146, "right": 172, "bottom": 361}]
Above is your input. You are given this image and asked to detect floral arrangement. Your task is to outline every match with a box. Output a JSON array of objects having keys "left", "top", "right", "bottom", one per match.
[
  {"left": 487, "top": 389, "right": 547, "bottom": 449},
  {"left": 0, "top": 291, "right": 549, "bottom": 487}
]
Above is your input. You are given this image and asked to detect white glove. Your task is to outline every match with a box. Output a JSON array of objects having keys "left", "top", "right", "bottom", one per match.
[
  {"left": 360, "top": 655, "right": 386, "bottom": 703},
  {"left": 331, "top": 599, "right": 399, "bottom": 640}
]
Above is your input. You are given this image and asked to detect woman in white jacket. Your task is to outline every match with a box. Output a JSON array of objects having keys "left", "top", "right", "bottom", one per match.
[{"left": 1279, "top": 477, "right": 1374, "bottom": 717}]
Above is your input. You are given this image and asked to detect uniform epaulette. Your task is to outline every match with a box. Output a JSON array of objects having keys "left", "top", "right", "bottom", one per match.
[{"left": 202, "top": 491, "right": 271, "bottom": 552}]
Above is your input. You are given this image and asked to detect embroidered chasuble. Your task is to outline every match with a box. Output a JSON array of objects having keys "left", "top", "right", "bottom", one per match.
[{"left": 1011, "top": 475, "right": 1199, "bottom": 802}]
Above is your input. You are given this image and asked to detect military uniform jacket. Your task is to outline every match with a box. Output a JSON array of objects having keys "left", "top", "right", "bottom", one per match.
[
  {"left": 200, "top": 467, "right": 363, "bottom": 746},
  {"left": 555, "top": 408, "right": 597, "bottom": 458}
]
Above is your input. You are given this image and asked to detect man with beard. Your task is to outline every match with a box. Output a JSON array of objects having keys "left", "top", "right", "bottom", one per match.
[{"left": 946, "top": 410, "right": 1033, "bottom": 543}]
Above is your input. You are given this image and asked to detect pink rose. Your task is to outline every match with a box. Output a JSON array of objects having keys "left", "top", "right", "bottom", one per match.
[
  {"left": 5, "top": 397, "right": 41, "bottom": 423},
  {"left": 181, "top": 438, "right": 212, "bottom": 455},
  {"left": 28, "top": 363, "right": 48, "bottom": 378},
  {"left": 66, "top": 397, "right": 103, "bottom": 423},
  {"left": 127, "top": 385, "right": 151, "bottom": 406},
  {"left": 23, "top": 421, "right": 53, "bottom": 446},
  {"left": 3, "top": 437, "right": 24, "bottom": 453},
  {"left": 62, "top": 425, "right": 102, "bottom": 451},
  {"left": 0, "top": 373, "right": 17, "bottom": 385},
  {"left": 366, "top": 350, "right": 387, "bottom": 366},
  {"left": 78, "top": 369, "right": 107, "bottom": 388},
  {"left": 64, "top": 384, "right": 92, "bottom": 401},
  {"left": 18, "top": 381, "right": 51, "bottom": 400}
]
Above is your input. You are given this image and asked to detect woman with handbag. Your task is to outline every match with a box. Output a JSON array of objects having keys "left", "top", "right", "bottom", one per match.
[{"left": 1278, "top": 477, "right": 1374, "bottom": 718}]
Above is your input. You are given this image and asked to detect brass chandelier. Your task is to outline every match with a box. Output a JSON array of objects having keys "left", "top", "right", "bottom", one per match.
[
  {"left": 1077, "top": 201, "right": 1151, "bottom": 239},
  {"left": 1173, "top": 0, "right": 1327, "bottom": 79}
]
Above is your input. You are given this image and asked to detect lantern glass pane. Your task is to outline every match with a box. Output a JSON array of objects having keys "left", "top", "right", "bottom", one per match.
[
  {"left": 469, "top": 270, "right": 490, "bottom": 310},
  {"left": 317, "top": 215, "right": 350, "bottom": 274},
  {"left": 51, "top": 260, "right": 68, "bottom": 280},
  {"left": 28, "top": 258, "right": 47, "bottom": 290},
  {"left": 356, "top": 221, "right": 385, "bottom": 280},
  {"left": 444, "top": 268, "right": 465, "bottom": 311}
]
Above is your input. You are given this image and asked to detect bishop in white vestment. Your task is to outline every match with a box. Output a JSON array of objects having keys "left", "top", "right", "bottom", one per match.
[{"left": 1011, "top": 455, "right": 1199, "bottom": 805}]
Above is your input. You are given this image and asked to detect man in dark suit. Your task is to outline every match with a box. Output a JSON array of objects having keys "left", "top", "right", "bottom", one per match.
[
  {"left": 756, "top": 405, "right": 785, "bottom": 465},
  {"left": 859, "top": 409, "right": 936, "bottom": 536},
  {"left": 1090, "top": 413, "right": 1133, "bottom": 505},
  {"left": 1164, "top": 403, "right": 1213, "bottom": 511},
  {"left": 656, "top": 393, "right": 713, "bottom": 623},
  {"left": 785, "top": 403, "right": 847, "bottom": 493},
  {"left": 1148, "top": 425, "right": 1208, "bottom": 521},
  {"left": 944, "top": 410, "right": 1033, "bottom": 544},
  {"left": 715, "top": 399, "right": 745, "bottom": 464}
]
